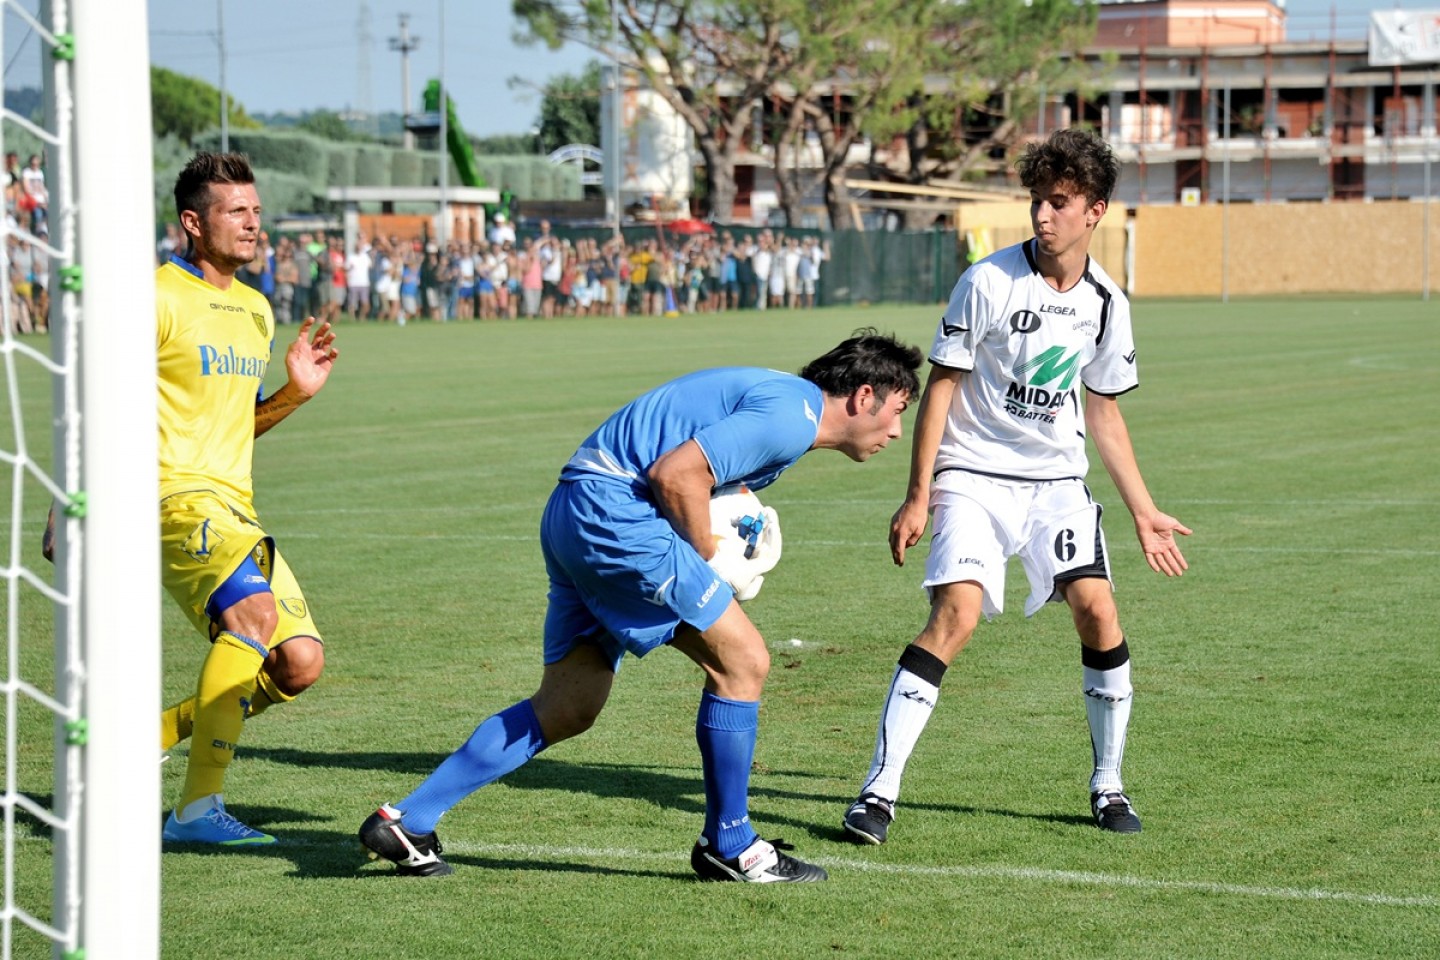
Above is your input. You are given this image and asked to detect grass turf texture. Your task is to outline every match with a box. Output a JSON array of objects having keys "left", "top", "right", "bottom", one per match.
[{"left": 3, "top": 299, "right": 1438, "bottom": 958}]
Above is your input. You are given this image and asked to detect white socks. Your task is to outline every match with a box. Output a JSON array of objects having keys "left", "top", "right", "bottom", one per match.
[
  {"left": 858, "top": 645, "right": 946, "bottom": 803},
  {"left": 1083, "top": 653, "right": 1133, "bottom": 795}
]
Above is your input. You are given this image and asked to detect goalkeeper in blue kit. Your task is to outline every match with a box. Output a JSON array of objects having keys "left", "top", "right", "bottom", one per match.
[{"left": 361, "top": 329, "right": 921, "bottom": 882}]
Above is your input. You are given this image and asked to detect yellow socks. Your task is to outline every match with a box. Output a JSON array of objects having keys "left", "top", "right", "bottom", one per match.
[
  {"left": 178, "top": 631, "right": 265, "bottom": 811},
  {"left": 161, "top": 661, "right": 302, "bottom": 749},
  {"left": 250, "top": 666, "right": 299, "bottom": 718},
  {"left": 161, "top": 697, "right": 196, "bottom": 751}
]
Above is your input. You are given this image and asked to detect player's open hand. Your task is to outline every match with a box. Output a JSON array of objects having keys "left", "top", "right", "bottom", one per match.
[
  {"left": 889, "top": 497, "right": 929, "bottom": 567},
  {"left": 285, "top": 317, "right": 339, "bottom": 399},
  {"left": 1135, "top": 511, "right": 1191, "bottom": 577}
]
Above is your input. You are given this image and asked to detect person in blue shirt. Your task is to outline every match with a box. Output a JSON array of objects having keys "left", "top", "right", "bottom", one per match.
[{"left": 360, "top": 329, "right": 922, "bottom": 882}]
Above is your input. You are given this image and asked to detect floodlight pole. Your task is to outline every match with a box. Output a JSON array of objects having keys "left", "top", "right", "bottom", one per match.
[
  {"left": 437, "top": 0, "right": 448, "bottom": 251},
  {"left": 218, "top": 0, "right": 228, "bottom": 152},
  {"left": 390, "top": 13, "right": 420, "bottom": 151}
]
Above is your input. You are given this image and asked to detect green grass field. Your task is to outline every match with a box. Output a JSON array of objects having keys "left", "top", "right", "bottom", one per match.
[{"left": 4, "top": 298, "right": 1439, "bottom": 958}]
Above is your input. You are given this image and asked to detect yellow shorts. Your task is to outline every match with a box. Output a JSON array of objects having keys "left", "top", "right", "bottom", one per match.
[{"left": 159, "top": 490, "right": 321, "bottom": 648}]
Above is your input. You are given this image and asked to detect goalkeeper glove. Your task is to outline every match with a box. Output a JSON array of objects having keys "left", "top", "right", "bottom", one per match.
[{"left": 707, "top": 506, "right": 782, "bottom": 602}]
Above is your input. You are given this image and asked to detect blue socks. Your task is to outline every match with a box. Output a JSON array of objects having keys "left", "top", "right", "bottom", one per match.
[
  {"left": 696, "top": 691, "right": 761, "bottom": 858},
  {"left": 396, "top": 691, "right": 761, "bottom": 858},
  {"left": 398, "top": 700, "right": 548, "bottom": 834}
]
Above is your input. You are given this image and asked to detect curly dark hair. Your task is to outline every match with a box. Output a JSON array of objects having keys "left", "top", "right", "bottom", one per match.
[
  {"left": 1015, "top": 128, "right": 1120, "bottom": 206},
  {"left": 173, "top": 151, "right": 256, "bottom": 219},
  {"left": 799, "top": 327, "right": 922, "bottom": 401}
]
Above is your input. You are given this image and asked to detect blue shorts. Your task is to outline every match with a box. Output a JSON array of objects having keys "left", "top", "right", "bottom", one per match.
[{"left": 539, "top": 479, "right": 733, "bottom": 672}]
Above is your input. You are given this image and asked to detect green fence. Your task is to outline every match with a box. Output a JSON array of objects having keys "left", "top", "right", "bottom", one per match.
[
  {"left": 545, "top": 225, "right": 959, "bottom": 308},
  {"left": 824, "top": 229, "right": 958, "bottom": 306}
]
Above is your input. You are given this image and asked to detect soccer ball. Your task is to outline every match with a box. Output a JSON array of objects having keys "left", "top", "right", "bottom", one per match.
[{"left": 709, "top": 484, "right": 767, "bottom": 560}]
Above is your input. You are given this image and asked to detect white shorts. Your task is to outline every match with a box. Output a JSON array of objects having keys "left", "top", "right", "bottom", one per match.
[{"left": 923, "top": 470, "right": 1111, "bottom": 618}]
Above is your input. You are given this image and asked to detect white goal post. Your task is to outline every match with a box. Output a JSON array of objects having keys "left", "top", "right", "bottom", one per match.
[
  {"left": 2, "top": 1, "right": 159, "bottom": 958},
  {"left": 70, "top": 0, "right": 161, "bottom": 956}
]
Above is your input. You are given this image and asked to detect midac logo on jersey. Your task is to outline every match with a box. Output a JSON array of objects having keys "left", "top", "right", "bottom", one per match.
[
  {"left": 1016, "top": 346, "right": 1081, "bottom": 391},
  {"left": 1005, "top": 346, "right": 1082, "bottom": 416},
  {"left": 197, "top": 344, "right": 268, "bottom": 379}
]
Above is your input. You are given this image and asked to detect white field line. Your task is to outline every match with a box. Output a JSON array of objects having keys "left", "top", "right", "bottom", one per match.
[
  {"left": 9, "top": 823, "right": 1432, "bottom": 907},
  {"left": 410, "top": 840, "right": 1440, "bottom": 908},
  {"left": 262, "top": 531, "right": 1440, "bottom": 558},
  {"left": 16, "top": 524, "right": 1439, "bottom": 556}
]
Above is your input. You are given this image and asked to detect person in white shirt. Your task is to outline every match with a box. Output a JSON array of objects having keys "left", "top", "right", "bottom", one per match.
[
  {"left": 344, "top": 241, "right": 373, "bottom": 320},
  {"left": 842, "top": 128, "right": 1191, "bottom": 846},
  {"left": 488, "top": 212, "right": 516, "bottom": 247},
  {"left": 750, "top": 237, "right": 773, "bottom": 312}
]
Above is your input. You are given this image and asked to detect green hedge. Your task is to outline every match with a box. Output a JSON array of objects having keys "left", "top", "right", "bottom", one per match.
[
  {"left": 353, "top": 145, "right": 391, "bottom": 187},
  {"left": 326, "top": 147, "right": 355, "bottom": 187},
  {"left": 391, "top": 149, "right": 422, "bottom": 188},
  {"left": 193, "top": 129, "right": 329, "bottom": 189},
  {"left": 252, "top": 168, "right": 316, "bottom": 216}
]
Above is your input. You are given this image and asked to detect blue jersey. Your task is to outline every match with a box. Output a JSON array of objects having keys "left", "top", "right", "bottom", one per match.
[{"left": 560, "top": 367, "right": 824, "bottom": 496}]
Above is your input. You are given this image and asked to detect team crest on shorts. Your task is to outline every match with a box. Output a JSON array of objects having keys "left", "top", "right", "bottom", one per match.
[
  {"left": 278, "top": 598, "right": 307, "bottom": 619},
  {"left": 182, "top": 520, "right": 222, "bottom": 564},
  {"left": 251, "top": 312, "right": 268, "bottom": 337}
]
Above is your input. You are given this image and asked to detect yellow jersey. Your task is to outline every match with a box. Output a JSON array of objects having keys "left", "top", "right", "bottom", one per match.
[{"left": 156, "top": 258, "right": 274, "bottom": 516}]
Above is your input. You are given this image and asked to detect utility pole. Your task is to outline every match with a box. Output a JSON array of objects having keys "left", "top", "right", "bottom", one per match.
[{"left": 389, "top": 13, "right": 421, "bottom": 150}]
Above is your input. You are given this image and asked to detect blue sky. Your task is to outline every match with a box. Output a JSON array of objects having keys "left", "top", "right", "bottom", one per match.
[
  {"left": 0, "top": 1, "right": 1415, "bottom": 139},
  {"left": 145, "top": 0, "right": 596, "bottom": 137}
]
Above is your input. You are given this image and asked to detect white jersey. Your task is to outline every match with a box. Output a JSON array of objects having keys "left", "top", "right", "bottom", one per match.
[{"left": 929, "top": 239, "right": 1137, "bottom": 481}]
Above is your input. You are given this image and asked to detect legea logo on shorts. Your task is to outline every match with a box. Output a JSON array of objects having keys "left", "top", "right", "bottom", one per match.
[{"left": 697, "top": 578, "right": 721, "bottom": 607}]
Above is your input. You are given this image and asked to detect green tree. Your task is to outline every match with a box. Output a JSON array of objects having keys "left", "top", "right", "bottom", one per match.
[
  {"left": 763, "top": 0, "right": 941, "bottom": 228},
  {"left": 150, "top": 66, "right": 258, "bottom": 144},
  {"left": 899, "top": 0, "right": 1100, "bottom": 217},
  {"left": 767, "top": 0, "right": 1097, "bottom": 230},
  {"left": 297, "top": 109, "right": 363, "bottom": 143},
  {"left": 515, "top": 0, "right": 794, "bottom": 223},
  {"left": 473, "top": 133, "right": 537, "bottom": 154},
  {"left": 534, "top": 60, "right": 604, "bottom": 152}
]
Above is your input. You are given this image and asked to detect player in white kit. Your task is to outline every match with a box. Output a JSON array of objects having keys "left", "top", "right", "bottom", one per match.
[{"left": 843, "top": 128, "right": 1191, "bottom": 843}]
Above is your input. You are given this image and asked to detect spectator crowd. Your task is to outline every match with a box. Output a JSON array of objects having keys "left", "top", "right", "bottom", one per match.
[
  {"left": 4, "top": 150, "right": 49, "bottom": 333},
  {"left": 158, "top": 213, "right": 833, "bottom": 326}
]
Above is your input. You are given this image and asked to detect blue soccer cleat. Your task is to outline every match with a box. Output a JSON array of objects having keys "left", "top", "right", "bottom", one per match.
[{"left": 163, "top": 799, "right": 276, "bottom": 845}]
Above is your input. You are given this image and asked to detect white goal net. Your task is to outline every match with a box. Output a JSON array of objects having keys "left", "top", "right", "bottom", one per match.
[{"left": 1, "top": 1, "right": 158, "bottom": 958}]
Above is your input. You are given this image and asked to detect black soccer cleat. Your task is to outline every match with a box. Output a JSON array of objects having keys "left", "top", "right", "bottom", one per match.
[
  {"left": 691, "top": 835, "right": 827, "bottom": 883},
  {"left": 1091, "top": 791, "right": 1142, "bottom": 834},
  {"left": 842, "top": 794, "right": 895, "bottom": 845},
  {"left": 359, "top": 803, "right": 454, "bottom": 876}
]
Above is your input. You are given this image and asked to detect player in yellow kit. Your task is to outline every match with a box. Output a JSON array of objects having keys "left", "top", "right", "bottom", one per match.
[{"left": 157, "top": 152, "right": 338, "bottom": 844}]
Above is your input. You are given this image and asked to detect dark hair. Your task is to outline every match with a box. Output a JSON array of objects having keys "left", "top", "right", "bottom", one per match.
[
  {"left": 173, "top": 152, "right": 256, "bottom": 220},
  {"left": 1015, "top": 128, "right": 1119, "bottom": 206},
  {"left": 799, "top": 327, "right": 922, "bottom": 401}
]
